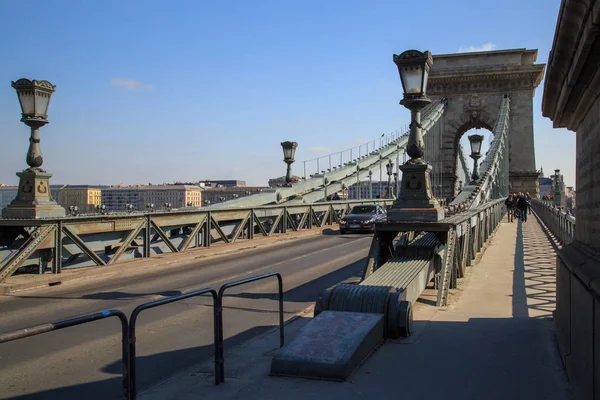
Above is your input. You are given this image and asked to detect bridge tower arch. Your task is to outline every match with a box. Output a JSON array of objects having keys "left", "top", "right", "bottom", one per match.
[{"left": 427, "top": 48, "right": 545, "bottom": 199}]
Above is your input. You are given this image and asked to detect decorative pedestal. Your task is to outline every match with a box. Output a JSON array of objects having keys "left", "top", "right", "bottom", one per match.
[
  {"left": 387, "top": 163, "right": 445, "bottom": 222},
  {"left": 2, "top": 169, "right": 65, "bottom": 219},
  {"left": 509, "top": 171, "right": 540, "bottom": 197}
]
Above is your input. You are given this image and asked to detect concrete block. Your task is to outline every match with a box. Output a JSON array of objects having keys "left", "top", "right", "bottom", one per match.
[
  {"left": 270, "top": 311, "right": 384, "bottom": 381},
  {"left": 568, "top": 277, "right": 595, "bottom": 400}
]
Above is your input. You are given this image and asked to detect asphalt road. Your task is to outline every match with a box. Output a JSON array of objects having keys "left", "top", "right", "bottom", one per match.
[{"left": 0, "top": 233, "right": 371, "bottom": 399}]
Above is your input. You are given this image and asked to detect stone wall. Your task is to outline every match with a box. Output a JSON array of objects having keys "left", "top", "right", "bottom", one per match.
[
  {"left": 541, "top": 1, "right": 600, "bottom": 398},
  {"left": 428, "top": 49, "right": 544, "bottom": 199}
]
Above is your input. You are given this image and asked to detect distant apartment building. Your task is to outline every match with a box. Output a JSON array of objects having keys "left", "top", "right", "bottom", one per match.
[
  {"left": 200, "top": 180, "right": 246, "bottom": 188},
  {"left": 102, "top": 185, "right": 202, "bottom": 211},
  {"left": 139, "top": 185, "right": 201, "bottom": 209},
  {"left": 202, "top": 186, "right": 267, "bottom": 205},
  {"left": 0, "top": 184, "right": 65, "bottom": 213},
  {"left": 348, "top": 181, "right": 388, "bottom": 200},
  {"left": 57, "top": 185, "right": 103, "bottom": 213},
  {"left": 101, "top": 186, "right": 142, "bottom": 211}
]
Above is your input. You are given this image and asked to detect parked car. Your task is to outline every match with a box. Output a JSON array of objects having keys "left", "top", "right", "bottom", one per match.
[{"left": 339, "top": 204, "right": 387, "bottom": 234}]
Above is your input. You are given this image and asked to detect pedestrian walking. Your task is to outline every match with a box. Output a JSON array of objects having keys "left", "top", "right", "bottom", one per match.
[
  {"left": 525, "top": 192, "right": 532, "bottom": 215},
  {"left": 505, "top": 193, "right": 515, "bottom": 222},
  {"left": 517, "top": 192, "right": 528, "bottom": 222}
]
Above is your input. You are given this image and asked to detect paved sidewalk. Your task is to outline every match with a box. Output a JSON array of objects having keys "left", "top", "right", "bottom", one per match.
[{"left": 141, "top": 215, "right": 571, "bottom": 400}]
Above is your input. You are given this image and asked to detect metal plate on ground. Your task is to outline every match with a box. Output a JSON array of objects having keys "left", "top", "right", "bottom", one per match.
[{"left": 270, "top": 311, "right": 384, "bottom": 381}]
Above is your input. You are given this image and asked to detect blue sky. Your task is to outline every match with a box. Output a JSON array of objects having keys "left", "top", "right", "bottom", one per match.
[{"left": 0, "top": 0, "right": 574, "bottom": 187}]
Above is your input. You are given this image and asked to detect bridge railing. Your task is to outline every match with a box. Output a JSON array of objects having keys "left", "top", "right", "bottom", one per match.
[
  {"left": 0, "top": 199, "right": 395, "bottom": 283},
  {"left": 301, "top": 128, "right": 409, "bottom": 179},
  {"left": 531, "top": 199, "right": 575, "bottom": 245}
]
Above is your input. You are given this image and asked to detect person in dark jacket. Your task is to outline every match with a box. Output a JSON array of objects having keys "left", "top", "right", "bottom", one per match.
[
  {"left": 517, "top": 192, "right": 528, "bottom": 222},
  {"left": 525, "top": 192, "right": 532, "bottom": 214},
  {"left": 504, "top": 194, "right": 515, "bottom": 222}
]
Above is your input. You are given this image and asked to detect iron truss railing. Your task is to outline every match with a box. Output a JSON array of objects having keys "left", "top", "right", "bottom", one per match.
[
  {"left": 206, "top": 99, "right": 448, "bottom": 209},
  {"left": 447, "top": 95, "right": 510, "bottom": 214},
  {"left": 0, "top": 199, "right": 394, "bottom": 283},
  {"left": 530, "top": 199, "right": 575, "bottom": 245}
]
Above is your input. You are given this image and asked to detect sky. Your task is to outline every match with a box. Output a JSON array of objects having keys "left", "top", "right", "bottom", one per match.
[{"left": 0, "top": 0, "right": 574, "bottom": 188}]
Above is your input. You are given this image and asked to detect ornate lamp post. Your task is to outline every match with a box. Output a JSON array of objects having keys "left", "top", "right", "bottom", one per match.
[
  {"left": 386, "top": 160, "right": 393, "bottom": 198},
  {"left": 281, "top": 141, "right": 298, "bottom": 186},
  {"left": 3, "top": 79, "right": 66, "bottom": 218},
  {"left": 388, "top": 50, "right": 444, "bottom": 222},
  {"left": 468, "top": 134, "right": 484, "bottom": 183}
]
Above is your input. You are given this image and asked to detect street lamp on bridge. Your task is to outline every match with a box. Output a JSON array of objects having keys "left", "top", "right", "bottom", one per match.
[
  {"left": 388, "top": 50, "right": 444, "bottom": 222},
  {"left": 281, "top": 141, "right": 298, "bottom": 186},
  {"left": 468, "top": 134, "right": 484, "bottom": 183},
  {"left": 2, "top": 79, "right": 66, "bottom": 219}
]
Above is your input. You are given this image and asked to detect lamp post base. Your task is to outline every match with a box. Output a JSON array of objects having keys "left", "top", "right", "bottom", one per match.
[
  {"left": 2, "top": 169, "right": 65, "bottom": 219},
  {"left": 387, "top": 163, "right": 445, "bottom": 222}
]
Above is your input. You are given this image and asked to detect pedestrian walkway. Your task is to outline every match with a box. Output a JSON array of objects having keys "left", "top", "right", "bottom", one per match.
[{"left": 141, "top": 214, "right": 571, "bottom": 400}]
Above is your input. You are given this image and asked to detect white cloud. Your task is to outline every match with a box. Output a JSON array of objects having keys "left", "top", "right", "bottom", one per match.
[
  {"left": 309, "top": 146, "right": 331, "bottom": 153},
  {"left": 458, "top": 43, "right": 497, "bottom": 53},
  {"left": 110, "top": 78, "right": 152, "bottom": 90}
]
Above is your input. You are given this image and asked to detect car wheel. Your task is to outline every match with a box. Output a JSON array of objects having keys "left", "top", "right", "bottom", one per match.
[{"left": 340, "top": 229, "right": 347, "bottom": 234}]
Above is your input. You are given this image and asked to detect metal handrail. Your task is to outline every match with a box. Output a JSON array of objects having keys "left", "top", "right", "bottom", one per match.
[
  {"left": 531, "top": 199, "right": 575, "bottom": 244},
  {"left": 128, "top": 288, "right": 219, "bottom": 398},
  {"left": 0, "top": 310, "right": 130, "bottom": 399},
  {"left": 216, "top": 272, "right": 284, "bottom": 384}
]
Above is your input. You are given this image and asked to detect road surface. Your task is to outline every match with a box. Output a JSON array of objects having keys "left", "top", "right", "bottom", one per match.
[{"left": 0, "top": 233, "right": 371, "bottom": 399}]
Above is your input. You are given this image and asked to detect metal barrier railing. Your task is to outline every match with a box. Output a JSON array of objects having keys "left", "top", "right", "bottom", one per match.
[
  {"left": 0, "top": 310, "right": 131, "bottom": 399},
  {"left": 216, "top": 272, "right": 284, "bottom": 384},
  {"left": 531, "top": 199, "right": 575, "bottom": 244},
  {"left": 128, "top": 288, "right": 219, "bottom": 398},
  {"left": 0, "top": 273, "right": 285, "bottom": 398}
]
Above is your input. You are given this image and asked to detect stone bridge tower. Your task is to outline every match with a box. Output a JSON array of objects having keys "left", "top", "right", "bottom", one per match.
[{"left": 427, "top": 48, "right": 545, "bottom": 199}]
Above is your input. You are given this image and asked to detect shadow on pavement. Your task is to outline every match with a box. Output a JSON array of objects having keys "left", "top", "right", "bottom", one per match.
[
  {"left": 512, "top": 219, "right": 558, "bottom": 319},
  {"left": 224, "top": 257, "right": 366, "bottom": 304},
  {"left": 6, "top": 325, "right": 273, "bottom": 400}
]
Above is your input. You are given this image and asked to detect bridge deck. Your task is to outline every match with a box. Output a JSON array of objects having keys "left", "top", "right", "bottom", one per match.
[{"left": 140, "top": 213, "right": 572, "bottom": 400}]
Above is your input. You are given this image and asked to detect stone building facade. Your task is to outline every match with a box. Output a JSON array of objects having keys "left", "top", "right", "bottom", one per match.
[
  {"left": 428, "top": 49, "right": 545, "bottom": 198},
  {"left": 541, "top": 2, "right": 600, "bottom": 398},
  {"left": 102, "top": 185, "right": 202, "bottom": 211},
  {"left": 57, "top": 185, "right": 103, "bottom": 213}
]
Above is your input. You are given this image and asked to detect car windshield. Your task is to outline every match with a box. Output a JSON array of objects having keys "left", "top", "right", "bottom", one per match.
[{"left": 350, "top": 205, "right": 376, "bottom": 214}]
